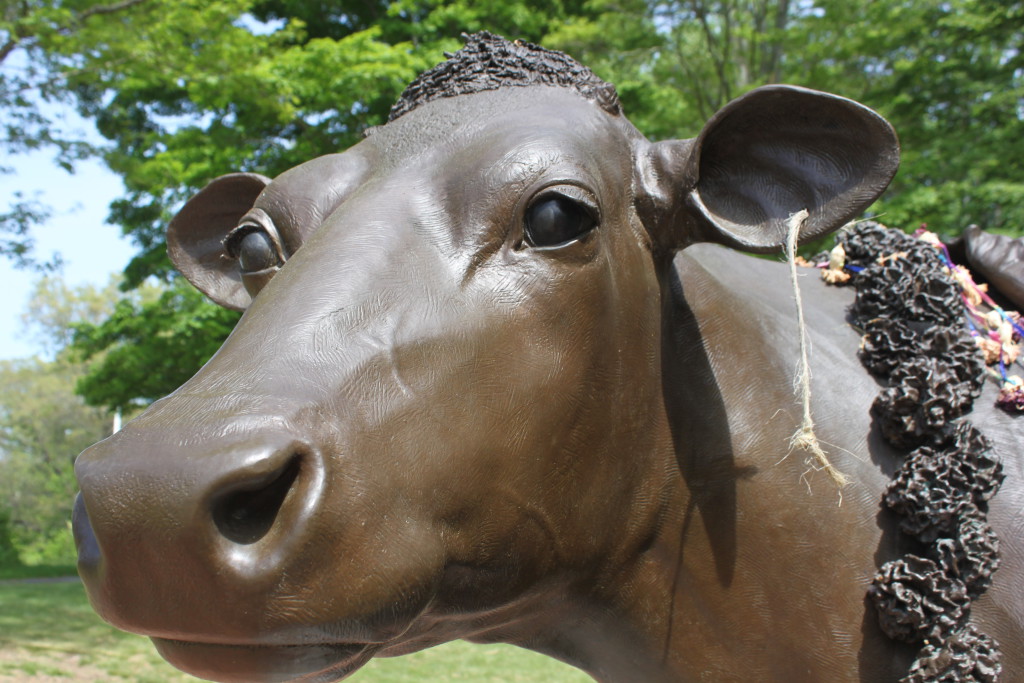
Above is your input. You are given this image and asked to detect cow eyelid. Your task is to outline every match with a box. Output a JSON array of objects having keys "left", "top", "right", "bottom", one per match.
[
  {"left": 222, "top": 210, "right": 287, "bottom": 301},
  {"left": 532, "top": 185, "right": 600, "bottom": 218}
]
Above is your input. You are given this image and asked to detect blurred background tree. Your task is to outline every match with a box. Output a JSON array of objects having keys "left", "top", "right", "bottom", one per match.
[
  {"left": 2, "top": 0, "right": 1021, "bottom": 410},
  {"left": 0, "top": 275, "right": 158, "bottom": 565},
  {"left": 0, "top": 354, "right": 107, "bottom": 565}
]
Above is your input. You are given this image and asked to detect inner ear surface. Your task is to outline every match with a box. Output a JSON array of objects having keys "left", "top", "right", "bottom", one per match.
[{"left": 693, "top": 87, "right": 899, "bottom": 251}]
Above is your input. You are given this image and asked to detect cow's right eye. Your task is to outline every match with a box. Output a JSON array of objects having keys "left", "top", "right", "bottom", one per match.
[
  {"left": 237, "top": 230, "right": 279, "bottom": 273},
  {"left": 224, "top": 210, "right": 286, "bottom": 299}
]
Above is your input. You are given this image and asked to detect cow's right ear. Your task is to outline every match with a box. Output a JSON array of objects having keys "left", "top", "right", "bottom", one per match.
[
  {"left": 167, "top": 173, "right": 271, "bottom": 311},
  {"left": 636, "top": 85, "right": 899, "bottom": 254}
]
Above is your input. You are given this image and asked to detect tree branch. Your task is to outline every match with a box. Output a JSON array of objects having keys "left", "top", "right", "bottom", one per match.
[
  {"left": 688, "top": 0, "right": 732, "bottom": 108},
  {"left": 750, "top": 0, "right": 769, "bottom": 81},
  {"left": 0, "top": 0, "right": 149, "bottom": 66},
  {"left": 669, "top": 35, "right": 715, "bottom": 120},
  {"left": 766, "top": 0, "right": 790, "bottom": 82},
  {"left": 722, "top": 0, "right": 735, "bottom": 91},
  {"left": 77, "top": 0, "right": 149, "bottom": 22},
  {"left": 0, "top": 37, "right": 18, "bottom": 64}
]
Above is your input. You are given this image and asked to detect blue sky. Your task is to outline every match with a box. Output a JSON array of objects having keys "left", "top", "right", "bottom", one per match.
[{"left": 1, "top": 148, "right": 134, "bottom": 360}]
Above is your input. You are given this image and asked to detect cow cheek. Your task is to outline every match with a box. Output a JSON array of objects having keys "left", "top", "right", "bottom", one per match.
[
  {"left": 317, "top": 341, "right": 581, "bottom": 598},
  {"left": 415, "top": 268, "right": 655, "bottom": 589},
  {"left": 290, "top": 233, "right": 656, "bottom": 614}
]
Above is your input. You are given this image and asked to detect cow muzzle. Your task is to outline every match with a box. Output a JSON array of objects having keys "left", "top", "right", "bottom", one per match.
[{"left": 72, "top": 423, "right": 329, "bottom": 643}]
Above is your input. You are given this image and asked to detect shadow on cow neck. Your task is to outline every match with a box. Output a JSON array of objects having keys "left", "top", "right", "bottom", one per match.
[{"left": 659, "top": 264, "right": 754, "bottom": 589}]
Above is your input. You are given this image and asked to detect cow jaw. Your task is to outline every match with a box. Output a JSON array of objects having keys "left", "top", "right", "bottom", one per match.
[{"left": 151, "top": 640, "right": 375, "bottom": 683}]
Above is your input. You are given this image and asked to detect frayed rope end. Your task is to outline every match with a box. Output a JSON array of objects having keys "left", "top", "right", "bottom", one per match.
[
  {"left": 790, "top": 425, "right": 850, "bottom": 488},
  {"left": 785, "top": 209, "right": 849, "bottom": 491}
]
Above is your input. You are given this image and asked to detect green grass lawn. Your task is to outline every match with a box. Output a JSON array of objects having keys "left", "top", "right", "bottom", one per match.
[
  {"left": 0, "top": 580, "right": 592, "bottom": 682},
  {"left": 0, "top": 564, "right": 79, "bottom": 581}
]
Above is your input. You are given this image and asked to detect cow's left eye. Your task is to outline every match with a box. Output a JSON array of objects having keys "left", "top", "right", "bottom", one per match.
[{"left": 525, "top": 195, "right": 597, "bottom": 248}]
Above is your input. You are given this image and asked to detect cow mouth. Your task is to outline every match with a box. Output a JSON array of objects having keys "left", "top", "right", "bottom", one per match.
[{"left": 151, "top": 637, "right": 376, "bottom": 683}]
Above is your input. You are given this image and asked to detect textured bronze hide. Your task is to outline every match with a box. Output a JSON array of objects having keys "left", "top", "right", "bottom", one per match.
[{"left": 72, "top": 37, "right": 1023, "bottom": 683}]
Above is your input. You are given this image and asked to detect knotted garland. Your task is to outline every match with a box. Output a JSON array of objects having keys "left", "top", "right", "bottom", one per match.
[{"left": 813, "top": 222, "right": 1009, "bottom": 682}]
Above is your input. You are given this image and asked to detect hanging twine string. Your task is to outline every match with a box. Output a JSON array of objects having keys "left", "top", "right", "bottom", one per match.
[{"left": 785, "top": 209, "right": 849, "bottom": 489}]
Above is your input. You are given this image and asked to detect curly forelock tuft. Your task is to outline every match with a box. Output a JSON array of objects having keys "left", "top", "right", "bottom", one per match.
[{"left": 387, "top": 31, "right": 621, "bottom": 122}]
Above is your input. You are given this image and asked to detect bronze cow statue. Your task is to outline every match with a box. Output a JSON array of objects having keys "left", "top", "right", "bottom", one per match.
[{"left": 72, "top": 33, "right": 1023, "bottom": 682}]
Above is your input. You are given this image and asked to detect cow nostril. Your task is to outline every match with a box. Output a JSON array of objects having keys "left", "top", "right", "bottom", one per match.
[
  {"left": 212, "top": 456, "right": 302, "bottom": 545},
  {"left": 72, "top": 492, "right": 101, "bottom": 573}
]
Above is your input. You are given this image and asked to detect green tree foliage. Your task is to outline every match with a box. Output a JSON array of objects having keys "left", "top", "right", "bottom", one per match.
[
  {"left": 1, "top": 0, "right": 119, "bottom": 269},
  {"left": 0, "top": 193, "right": 55, "bottom": 270},
  {"left": 4, "top": 0, "right": 1021, "bottom": 410},
  {"left": 19, "top": 274, "right": 126, "bottom": 355},
  {"left": 547, "top": 0, "right": 812, "bottom": 140},
  {"left": 73, "top": 279, "right": 241, "bottom": 410}
]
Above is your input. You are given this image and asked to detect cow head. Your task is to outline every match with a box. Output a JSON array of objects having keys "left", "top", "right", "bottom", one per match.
[{"left": 73, "top": 33, "right": 898, "bottom": 682}]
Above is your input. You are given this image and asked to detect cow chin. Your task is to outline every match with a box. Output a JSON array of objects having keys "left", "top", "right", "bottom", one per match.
[{"left": 151, "top": 638, "right": 376, "bottom": 683}]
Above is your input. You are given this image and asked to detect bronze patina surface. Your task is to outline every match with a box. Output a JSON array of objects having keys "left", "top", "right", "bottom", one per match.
[{"left": 72, "top": 33, "right": 1022, "bottom": 682}]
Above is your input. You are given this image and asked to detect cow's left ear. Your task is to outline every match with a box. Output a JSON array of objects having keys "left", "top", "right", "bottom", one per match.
[
  {"left": 636, "top": 85, "right": 900, "bottom": 253},
  {"left": 167, "top": 173, "right": 272, "bottom": 311}
]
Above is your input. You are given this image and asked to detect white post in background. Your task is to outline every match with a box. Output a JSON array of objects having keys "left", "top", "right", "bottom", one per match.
[{"left": 112, "top": 409, "right": 122, "bottom": 434}]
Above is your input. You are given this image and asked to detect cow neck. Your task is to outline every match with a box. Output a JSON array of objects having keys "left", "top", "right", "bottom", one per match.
[{"left": 595, "top": 245, "right": 854, "bottom": 681}]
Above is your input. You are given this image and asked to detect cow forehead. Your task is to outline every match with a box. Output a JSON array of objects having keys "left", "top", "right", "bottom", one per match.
[{"left": 364, "top": 86, "right": 643, "bottom": 174}]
